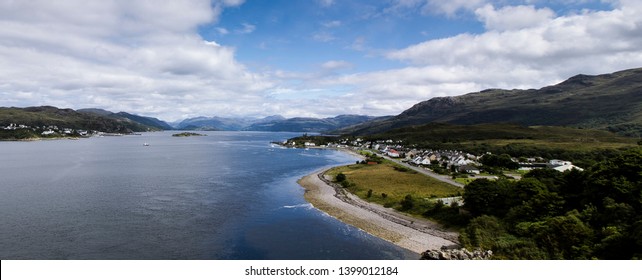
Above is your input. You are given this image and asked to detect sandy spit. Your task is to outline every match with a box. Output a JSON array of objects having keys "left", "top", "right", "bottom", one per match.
[{"left": 298, "top": 167, "right": 459, "bottom": 254}]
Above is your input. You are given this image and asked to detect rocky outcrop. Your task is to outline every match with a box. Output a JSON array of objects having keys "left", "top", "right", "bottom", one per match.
[{"left": 421, "top": 247, "right": 493, "bottom": 260}]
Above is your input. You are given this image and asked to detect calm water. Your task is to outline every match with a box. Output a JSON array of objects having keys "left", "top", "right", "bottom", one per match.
[{"left": 0, "top": 131, "right": 417, "bottom": 259}]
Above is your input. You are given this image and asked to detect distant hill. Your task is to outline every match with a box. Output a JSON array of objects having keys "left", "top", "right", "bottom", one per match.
[
  {"left": 244, "top": 115, "right": 381, "bottom": 132},
  {"left": 339, "top": 68, "right": 642, "bottom": 137},
  {"left": 2, "top": 106, "right": 380, "bottom": 133},
  {"left": 78, "top": 108, "right": 173, "bottom": 130},
  {"left": 0, "top": 106, "right": 163, "bottom": 133},
  {"left": 174, "top": 114, "right": 380, "bottom": 132},
  {"left": 175, "top": 116, "right": 255, "bottom": 131},
  {"left": 112, "top": 112, "right": 173, "bottom": 130}
]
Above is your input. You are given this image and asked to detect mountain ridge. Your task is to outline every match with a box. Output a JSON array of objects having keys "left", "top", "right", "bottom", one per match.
[
  {"left": 174, "top": 114, "right": 382, "bottom": 132},
  {"left": 0, "top": 106, "right": 162, "bottom": 133},
  {"left": 2, "top": 106, "right": 381, "bottom": 133},
  {"left": 338, "top": 67, "right": 642, "bottom": 136}
]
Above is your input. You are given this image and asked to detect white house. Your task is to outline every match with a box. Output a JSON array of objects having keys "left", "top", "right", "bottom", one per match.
[
  {"left": 550, "top": 159, "right": 572, "bottom": 166},
  {"left": 387, "top": 149, "right": 400, "bottom": 158},
  {"left": 553, "top": 164, "right": 584, "bottom": 172}
]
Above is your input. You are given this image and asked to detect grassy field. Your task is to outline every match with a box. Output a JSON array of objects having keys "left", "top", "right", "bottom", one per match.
[
  {"left": 326, "top": 159, "right": 462, "bottom": 214},
  {"left": 454, "top": 177, "right": 477, "bottom": 185}
]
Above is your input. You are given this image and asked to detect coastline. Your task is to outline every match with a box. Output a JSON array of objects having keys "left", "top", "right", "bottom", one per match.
[{"left": 297, "top": 163, "right": 459, "bottom": 254}]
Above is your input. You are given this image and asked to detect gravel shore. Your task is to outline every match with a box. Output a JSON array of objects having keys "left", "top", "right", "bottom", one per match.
[{"left": 297, "top": 167, "right": 459, "bottom": 254}]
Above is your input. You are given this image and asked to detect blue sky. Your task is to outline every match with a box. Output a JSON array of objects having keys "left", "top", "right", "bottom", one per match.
[
  {"left": 202, "top": 0, "right": 484, "bottom": 73},
  {"left": 1, "top": 0, "right": 641, "bottom": 121},
  {"left": 205, "top": 0, "right": 610, "bottom": 73}
]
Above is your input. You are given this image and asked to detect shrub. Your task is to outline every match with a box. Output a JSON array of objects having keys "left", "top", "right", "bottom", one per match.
[{"left": 400, "top": 194, "right": 414, "bottom": 211}]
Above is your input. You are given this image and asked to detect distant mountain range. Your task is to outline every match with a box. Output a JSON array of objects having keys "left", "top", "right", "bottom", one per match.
[
  {"left": 338, "top": 67, "right": 642, "bottom": 137},
  {"left": 0, "top": 106, "right": 380, "bottom": 133},
  {"left": 3, "top": 68, "right": 641, "bottom": 136},
  {"left": 173, "top": 114, "right": 382, "bottom": 132},
  {"left": 78, "top": 108, "right": 173, "bottom": 130},
  {"left": 174, "top": 116, "right": 258, "bottom": 131}
]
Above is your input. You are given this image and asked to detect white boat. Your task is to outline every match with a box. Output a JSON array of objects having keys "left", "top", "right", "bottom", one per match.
[{"left": 143, "top": 143, "right": 150, "bottom": 146}]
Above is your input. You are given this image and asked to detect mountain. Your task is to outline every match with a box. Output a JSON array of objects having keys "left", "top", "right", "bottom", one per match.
[
  {"left": 112, "top": 112, "right": 173, "bottom": 130},
  {"left": 174, "top": 114, "right": 379, "bottom": 132},
  {"left": 340, "top": 68, "right": 642, "bottom": 136},
  {"left": 252, "top": 115, "right": 286, "bottom": 124},
  {"left": 76, "top": 108, "right": 113, "bottom": 116},
  {"left": 78, "top": 108, "right": 173, "bottom": 130},
  {"left": 175, "top": 116, "right": 254, "bottom": 131},
  {"left": 1, "top": 106, "right": 160, "bottom": 133},
  {"left": 244, "top": 114, "right": 381, "bottom": 132}
]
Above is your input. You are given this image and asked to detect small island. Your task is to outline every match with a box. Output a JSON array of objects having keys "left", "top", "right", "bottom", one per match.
[{"left": 172, "top": 132, "right": 207, "bottom": 137}]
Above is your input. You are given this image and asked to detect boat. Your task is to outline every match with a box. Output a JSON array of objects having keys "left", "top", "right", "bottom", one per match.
[{"left": 143, "top": 143, "right": 150, "bottom": 146}]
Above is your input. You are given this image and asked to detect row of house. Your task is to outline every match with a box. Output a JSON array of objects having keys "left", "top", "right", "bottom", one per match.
[
  {"left": 361, "top": 139, "right": 582, "bottom": 174},
  {"left": 2, "top": 123, "right": 90, "bottom": 136},
  {"left": 2, "top": 123, "right": 31, "bottom": 130},
  {"left": 285, "top": 136, "right": 583, "bottom": 174}
]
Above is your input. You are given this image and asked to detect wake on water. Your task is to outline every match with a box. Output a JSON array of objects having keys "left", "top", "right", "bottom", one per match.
[{"left": 281, "top": 203, "right": 313, "bottom": 210}]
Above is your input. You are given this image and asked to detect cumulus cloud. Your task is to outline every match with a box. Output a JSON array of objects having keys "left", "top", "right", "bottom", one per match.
[
  {"left": 388, "top": 2, "right": 642, "bottom": 75},
  {"left": 0, "top": 0, "right": 275, "bottom": 121},
  {"left": 1, "top": 0, "right": 641, "bottom": 121},
  {"left": 475, "top": 4, "right": 556, "bottom": 31},
  {"left": 304, "top": 0, "right": 642, "bottom": 117}
]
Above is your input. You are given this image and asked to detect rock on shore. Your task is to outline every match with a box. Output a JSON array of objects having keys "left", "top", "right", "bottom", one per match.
[{"left": 421, "top": 247, "right": 493, "bottom": 260}]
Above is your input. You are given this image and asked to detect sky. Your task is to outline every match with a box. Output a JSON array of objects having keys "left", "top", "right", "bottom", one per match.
[{"left": 1, "top": 0, "right": 641, "bottom": 122}]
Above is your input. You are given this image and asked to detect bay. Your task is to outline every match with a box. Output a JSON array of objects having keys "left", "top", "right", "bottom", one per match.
[{"left": 0, "top": 131, "right": 417, "bottom": 259}]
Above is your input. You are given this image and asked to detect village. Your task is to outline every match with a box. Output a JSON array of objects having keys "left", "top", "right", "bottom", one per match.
[
  {"left": 284, "top": 136, "right": 585, "bottom": 185},
  {"left": 2, "top": 123, "right": 93, "bottom": 137}
]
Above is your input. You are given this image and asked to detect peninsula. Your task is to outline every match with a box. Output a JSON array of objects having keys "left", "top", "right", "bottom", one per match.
[
  {"left": 297, "top": 148, "right": 460, "bottom": 254},
  {"left": 298, "top": 168, "right": 458, "bottom": 254}
]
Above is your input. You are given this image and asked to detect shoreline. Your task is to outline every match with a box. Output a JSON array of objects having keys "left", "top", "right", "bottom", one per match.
[{"left": 297, "top": 164, "right": 459, "bottom": 255}]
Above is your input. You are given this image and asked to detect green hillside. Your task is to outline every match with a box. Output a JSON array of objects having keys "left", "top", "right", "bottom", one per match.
[
  {"left": 341, "top": 68, "right": 642, "bottom": 137},
  {"left": 0, "top": 106, "right": 161, "bottom": 138}
]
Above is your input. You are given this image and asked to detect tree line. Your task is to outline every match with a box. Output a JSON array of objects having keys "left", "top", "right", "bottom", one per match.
[{"left": 457, "top": 148, "right": 642, "bottom": 259}]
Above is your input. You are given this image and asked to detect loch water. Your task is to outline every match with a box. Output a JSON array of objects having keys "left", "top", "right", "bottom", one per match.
[{"left": 0, "top": 131, "right": 417, "bottom": 259}]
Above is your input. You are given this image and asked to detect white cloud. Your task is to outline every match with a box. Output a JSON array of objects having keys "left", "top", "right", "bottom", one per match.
[
  {"left": 0, "top": 0, "right": 275, "bottom": 121},
  {"left": 222, "top": 0, "right": 245, "bottom": 6},
  {"left": 318, "top": 0, "right": 335, "bottom": 7},
  {"left": 322, "top": 20, "right": 342, "bottom": 28},
  {"left": 387, "top": 1, "right": 642, "bottom": 77},
  {"left": 321, "top": 60, "right": 353, "bottom": 71},
  {"left": 299, "top": 0, "right": 642, "bottom": 117},
  {"left": 1, "top": 0, "right": 641, "bottom": 122},
  {"left": 422, "top": 0, "right": 488, "bottom": 16},
  {"left": 349, "top": 36, "right": 367, "bottom": 51},
  {"left": 237, "top": 23, "right": 256, "bottom": 34},
  {"left": 475, "top": 4, "right": 556, "bottom": 31},
  {"left": 313, "top": 32, "right": 336, "bottom": 42},
  {"left": 216, "top": 27, "right": 230, "bottom": 35}
]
